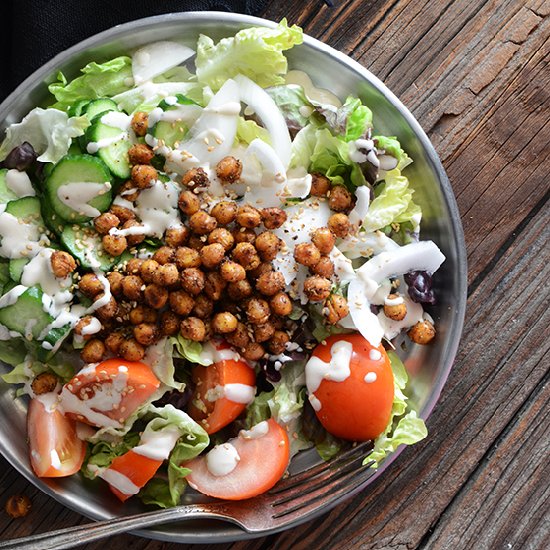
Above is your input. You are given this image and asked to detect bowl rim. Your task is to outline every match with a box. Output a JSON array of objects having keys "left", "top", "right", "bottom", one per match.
[{"left": 0, "top": 10, "right": 468, "bottom": 544}]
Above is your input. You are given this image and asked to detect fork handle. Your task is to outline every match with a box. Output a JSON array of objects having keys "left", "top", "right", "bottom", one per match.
[{"left": 0, "top": 503, "right": 240, "bottom": 550}]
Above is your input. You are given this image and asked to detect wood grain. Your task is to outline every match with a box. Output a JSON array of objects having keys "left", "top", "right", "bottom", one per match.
[{"left": 0, "top": 1, "right": 548, "bottom": 549}]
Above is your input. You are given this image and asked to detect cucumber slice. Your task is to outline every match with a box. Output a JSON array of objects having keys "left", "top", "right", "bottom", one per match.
[
  {"left": 149, "top": 94, "right": 199, "bottom": 149},
  {"left": 8, "top": 258, "right": 29, "bottom": 283},
  {"left": 5, "top": 196, "right": 46, "bottom": 229},
  {"left": 85, "top": 112, "right": 132, "bottom": 179},
  {"left": 0, "top": 169, "right": 21, "bottom": 204},
  {"left": 83, "top": 98, "right": 118, "bottom": 121},
  {"left": 61, "top": 225, "right": 119, "bottom": 271},
  {"left": 0, "top": 260, "right": 9, "bottom": 293},
  {"left": 45, "top": 154, "right": 113, "bottom": 224},
  {"left": 68, "top": 99, "right": 90, "bottom": 117},
  {"left": 41, "top": 196, "right": 65, "bottom": 238}
]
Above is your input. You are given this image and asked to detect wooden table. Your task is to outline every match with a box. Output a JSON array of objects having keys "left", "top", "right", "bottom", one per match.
[{"left": 1, "top": 0, "right": 548, "bottom": 548}]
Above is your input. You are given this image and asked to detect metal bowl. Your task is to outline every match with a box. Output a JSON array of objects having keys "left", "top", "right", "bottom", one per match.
[{"left": 0, "top": 12, "right": 467, "bottom": 544}]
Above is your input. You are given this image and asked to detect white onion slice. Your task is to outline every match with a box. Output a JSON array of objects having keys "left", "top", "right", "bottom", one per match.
[
  {"left": 328, "top": 247, "right": 356, "bottom": 283},
  {"left": 132, "top": 41, "right": 195, "bottom": 85},
  {"left": 235, "top": 74, "right": 292, "bottom": 169},
  {"left": 338, "top": 230, "right": 400, "bottom": 260},
  {"left": 347, "top": 277, "right": 384, "bottom": 347}
]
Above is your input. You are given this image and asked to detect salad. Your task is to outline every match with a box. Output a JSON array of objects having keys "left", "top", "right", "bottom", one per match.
[{"left": 0, "top": 20, "right": 444, "bottom": 507}]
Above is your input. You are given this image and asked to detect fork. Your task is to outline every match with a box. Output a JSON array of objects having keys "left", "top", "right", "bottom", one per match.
[{"left": 0, "top": 442, "right": 375, "bottom": 550}]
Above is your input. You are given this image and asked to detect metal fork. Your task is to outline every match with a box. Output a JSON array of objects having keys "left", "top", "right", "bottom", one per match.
[{"left": 0, "top": 443, "right": 375, "bottom": 550}]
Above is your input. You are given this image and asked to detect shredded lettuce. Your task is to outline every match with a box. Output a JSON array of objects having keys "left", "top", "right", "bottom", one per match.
[
  {"left": 171, "top": 335, "right": 211, "bottom": 366},
  {"left": 364, "top": 351, "right": 428, "bottom": 467},
  {"left": 0, "top": 108, "right": 89, "bottom": 163},
  {"left": 361, "top": 169, "right": 421, "bottom": 232},
  {"left": 48, "top": 57, "right": 133, "bottom": 111},
  {"left": 195, "top": 20, "right": 303, "bottom": 90}
]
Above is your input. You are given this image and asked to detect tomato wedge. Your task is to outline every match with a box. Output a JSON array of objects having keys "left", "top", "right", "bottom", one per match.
[
  {"left": 60, "top": 359, "right": 160, "bottom": 428},
  {"left": 28, "top": 397, "right": 86, "bottom": 478},
  {"left": 104, "top": 450, "right": 163, "bottom": 502},
  {"left": 188, "top": 351, "right": 256, "bottom": 435},
  {"left": 185, "top": 418, "right": 289, "bottom": 500}
]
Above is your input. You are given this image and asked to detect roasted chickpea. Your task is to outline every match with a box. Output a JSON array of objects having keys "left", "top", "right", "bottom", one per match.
[
  {"left": 192, "top": 294, "right": 214, "bottom": 319},
  {"left": 246, "top": 297, "right": 271, "bottom": 325},
  {"left": 125, "top": 258, "right": 143, "bottom": 275},
  {"left": 232, "top": 242, "right": 260, "bottom": 271},
  {"left": 384, "top": 294, "right": 407, "bottom": 321},
  {"left": 160, "top": 311, "right": 181, "bottom": 336},
  {"left": 310, "top": 173, "right": 331, "bottom": 197},
  {"left": 328, "top": 213, "right": 351, "bottom": 238},
  {"left": 94, "top": 212, "right": 120, "bottom": 234},
  {"left": 328, "top": 185, "right": 353, "bottom": 212},
  {"left": 256, "top": 270, "right": 285, "bottom": 296},
  {"left": 4, "top": 495, "right": 32, "bottom": 518},
  {"left": 154, "top": 263, "right": 180, "bottom": 287},
  {"left": 199, "top": 243, "right": 225, "bottom": 270},
  {"left": 212, "top": 312, "right": 238, "bottom": 334},
  {"left": 118, "top": 180, "right": 140, "bottom": 202},
  {"left": 216, "top": 156, "right": 242, "bottom": 183},
  {"left": 204, "top": 272, "right": 227, "bottom": 301},
  {"left": 219, "top": 260, "right": 246, "bottom": 283},
  {"left": 129, "top": 304, "right": 157, "bottom": 325},
  {"left": 180, "top": 267, "right": 205, "bottom": 295},
  {"left": 81, "top": 338, "right": 106, "bottom": 363},
  {"left": 189, "top": 211, "right": 217, "bottom": 235},
  {"left": 178, "top": 190, "right": 200, "bottom": 216},
  {"left": 102, "top": 234, "right": 127, "bottom": 257},
  {"left": 153, "top": 246, "right": 175, "bottom": 265},
  {"left": 122, "top": 275, "right": 143, "bottom": 301},
  {"left": 50, "top": 250, "right": 76, "bottom": 278},
  {"left": 119, "top": 338, "right": 145, "bottom": 361},
  {"left": 211, "top": 200, "right": 237, "bottom": 225},
  {"left": 311, "top": 256, "right": 335, "bottom": 278},
  {"left": 140, "top": 259, "right": 159, "bottom": 283},
  {"left": 236, "top": 204, "right": 262, "bottom": 228},
  {"left": 255, "top": 231, "right": 282, "bottom": 261},
  {"left": 128, "top": 143, "right": 154, "bottom": 165},
  {"left": 270, "top": 291, "right": 293, "bottom": 317},
  {"left": 131, "top": 164, "right": 158, "bottom": 189},
  {"left": 105, "top": 271, "right": 124, "bottom": 297},
  {"left": 304, "top": 275, "right": 332, "bottom": 302},
  {"left": 74, "top": 316, "right": 100, "bottom": 340},
  {"left": 133, "top": 323, "right": 158, "bottom": 346},
  {"left": 182, "top": 167, "right": 209, "bottom": 189},
  {"left": 175, "top": 246, "right": 201, "bottom": 270},
  {"left": 208, "top": 227, "right": 234, "bottom": 251},
  {"left": 94, "top": 293, "right": 118, "bottom": 321},
  {"left": 268, "top": 330, "right": 290, "bottom": 355},
  {"left": 227, "top": 279, "right": 253, "bottom": 301},
  {"left": 131, "top": 111, "right": 148, "bottom": 136},
  {"left": 169, "top": 290, "right": 195, "bottom": 316},
  {"left": 294, "top": 242, "right": 321, "bottom": 268},
  {"left": 261, "top": 207, "right": 287, "bottom": 229},
  {"left": 248, "top": 262, "right": 272, "bottom": 280},
  {"left": 78, "top": 273, "right": 104, "bottom": 297},
  {"left": 408, "top": 320, "right": 436, "bottom": 345},
  {"left": 242, "top": 342, "right": 265, "bottom": 361},
  {"left": 105, "top": 331, "right": 125, "bottom": 354},
  {"left": 31, "top": 372, "right": 58, "bottom": 395},
  {"left": 311, "top": 227, "right": 335, "bottom": 255},
  {"left": 141, "top": 284, "right": 167, "bottom": 309},
  {"left": 325, "top": 294, "right": 349, "bottom": 324},
  {"left": 180, "top": 317, "right": 206, "bottom": 341},
  {"left": 254, "top": 322, "right": 276, "bottom": 343},
  {"left": 233, "top": 227, "right": 257, "bottom": 245},
  {"left": 121, "top": 220, "right": 145, "bottom": 246},
  {"left": 109, "top": 205, "right": 135, "bottom": 224},
  {"left": 226, "top": 322, "right": 251, "bottom": 349},
  {"left": 164, "top": 226, "right": 190, "bottom": 248},
  {"left": 187, "top": 234, "right": 205, "bottom": 251}
]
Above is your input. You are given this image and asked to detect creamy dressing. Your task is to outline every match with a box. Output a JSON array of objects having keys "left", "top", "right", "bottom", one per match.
[
  {"left": 384, "top": 294, "right": 404, "bottom": 306},
  {"left": 239, "top": 420, "right": 269, "bottom": 440},
  {"left": 99, "top": 469, "right": 140, "bottom": 496},
  {"left": 364, "top": 372, "right": 377, "bottom": 383},
  {"left": 100, "top": 111, "right": 131, "bottom": 131},
  {"left": 57, "top": 181, "right": 111, "bottom": 218},
  {"left": 0, "top": 285, "right": 26, "bottom": 308},
  {"left": 0, "top": 211, "right": 44, "bottom": 258},
  {"left": 348, "top": 185, "right": 370, "bottom": 227},
  {"left": 223, "top": 383, "right": 256, "bottom": 404},
  {"left": 285, "top": 70, "right": 342, "bottom": 107},
  {"left": 5, "top": 170, "right": 35, "bottom": 197},
  {"left": 87, "top": 133, "right": 127, "bottom": 154},
  {"left": 369, "top": 349, "right": 382, "bottom": 361},
  {"left": 132, "top": 427, "right": 182, "bottom": 461},
  {"left": 197, "top": 341, "right": 241, "bottom": 365},
  {"left": 81, "top": 317, "right": 102, "bottom": 336},
  {"left": 206, "top": 443, "right": 240, "bottom": 477}
]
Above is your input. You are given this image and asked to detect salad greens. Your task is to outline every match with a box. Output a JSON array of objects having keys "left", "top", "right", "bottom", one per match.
[{"left": 0, "top": 18, "right": 444, "bottom": 507}]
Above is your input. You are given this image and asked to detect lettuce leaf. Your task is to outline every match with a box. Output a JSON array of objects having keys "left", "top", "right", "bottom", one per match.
[
  {"left": 374, "top": 135, "right": 412, "bottom": 171},
  {"left": 144, "top": 338, "right": 185, "bottom": 391},
  {"left": 364, "top": 351, "right": 427, "bottom": 467},
  {"left": 267, "top": 85, "right": 313, "bottom": 131},
  {"left": 0, "top": 339, "right": 27, "bottom": 368},
  {"left": 317, "top": 96, "right": 372, "bottom": 141},
  {"left": 361, "top": 169, "right": 421, "bottom": 232},
  {"left": 171, "top": 335, "right": 211, "bottom": 366},
  {"left": 48, "top": 57, "right": 133, "bottom": 111},
  {"left": 0, "top": 108, "right": 89, "bottom": 163},
  {"left": 195, "top": 20, "right": 303, "bottom": 90},
  {"left": 236, "top": 117, "right": 271, "bottom": 146}
]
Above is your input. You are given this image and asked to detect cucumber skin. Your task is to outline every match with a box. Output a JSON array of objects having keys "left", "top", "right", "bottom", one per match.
[
  {"left": 84, "top": 99, "right": 118, "bottom": 121},
  {"left": 41, "top": 196, "right": 65, "bottom": 238},
  {"left": 45, "top": 154, "right": 113, "bottom": 224},
  {"left": 8, "top": 259, "right": 29, "bottom": 283},
  {"left": 61, "top": 225, "right": 118, "bottom": 272}
]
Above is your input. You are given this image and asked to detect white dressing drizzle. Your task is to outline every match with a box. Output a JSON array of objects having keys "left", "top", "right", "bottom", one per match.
[
  {"left": 132, "top": 427, "right": 182, "bottom": 461},
  {"left": 5, "top": 170, "right": 35, "bottom": 197},
  {"left": 223, "top": 383, "right": 256, "bottom": 404},
  {"left": 0, "top": 211, "right": 44, "bottom": 258},
  {"left": 364, "top": 372, "right": 377, "bottom": 383},
  {"left": 239, "top": 420, "right": 269, "bottom": 440},
  {"left": 99, "top": 469, "right": 140, "bottom": 496},
  {"left": 57, "top": 181, "right": 111, "bottom": 218},
  {"left": 206, "top": 443, "right": 240, "bottom": 477}
]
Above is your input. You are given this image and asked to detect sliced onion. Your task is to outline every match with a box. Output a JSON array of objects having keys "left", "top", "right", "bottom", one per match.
[
  {"left": 348, "top": 185, "right": 370, "bottom": 227},
  {"left": 337, "top": 231, "right": 400, "bottom": 260},
  {"left": 347, "top": 277, "right": 384, "bottom": 347},
  {"left": 235, "top": 74, "right": 292, "bottom": 169},
  {"left": 328, "top": 247, "right": 356, "bottom": 283},
  {"left": 132, "top": 41, "right": 195, "bottom": 85}
]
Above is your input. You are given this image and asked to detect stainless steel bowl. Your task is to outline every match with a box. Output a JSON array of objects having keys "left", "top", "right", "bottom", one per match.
[{"left": 0, "top": 12, "right": 467, "bottom": 544}]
